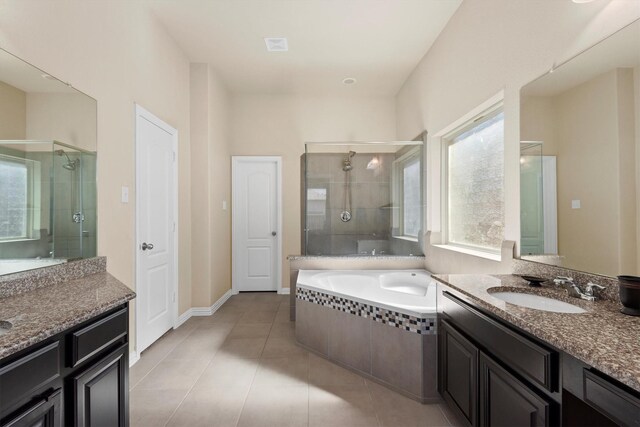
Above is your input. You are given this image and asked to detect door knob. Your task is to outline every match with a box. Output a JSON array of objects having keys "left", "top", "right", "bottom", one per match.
[
  {"left": 141, "top": 242, "right": 154, "bottom": 251},
  {"left": 272, "top": 231, "right": 277, "bottom": 236}
]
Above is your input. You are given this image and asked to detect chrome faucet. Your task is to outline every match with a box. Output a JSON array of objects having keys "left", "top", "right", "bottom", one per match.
[
  {"left": 371, "top": 248, "right": 376, "bottom": 256},
  {"left": 553, "top": 276, "right": 605, "bottom": 301}
]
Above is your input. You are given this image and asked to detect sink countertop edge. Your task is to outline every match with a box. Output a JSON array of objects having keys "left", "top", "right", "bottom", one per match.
[
  {"left": 433, "top": 273, "right": 640, "bottom": 394},
  {"left": 0, "top": 271, "right": 136, "bottom": 360}
]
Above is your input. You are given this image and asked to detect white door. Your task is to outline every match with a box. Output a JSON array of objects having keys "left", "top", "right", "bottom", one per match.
[
  {"left": 232, "top": 157, "right": 281, "bottom": 292},
  {"left": 135, "top": 105, "right": 177, "bottom": 353}
]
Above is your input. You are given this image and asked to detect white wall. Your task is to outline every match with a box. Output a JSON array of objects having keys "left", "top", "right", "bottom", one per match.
[
  {"left": 230, "top": 94, "right": 397, "bottom": 288},
  {"left": 26, "top": 92, "right": 97, "bottom": 151},
  {"left": 190, "top": 63, "right": 232, "bottom": 307},
  {"left": 0, "top": 0, "right": 193, "bottom": 351},
  {"left": 395, "top": 0, "right": 640, "bottom": 272}
]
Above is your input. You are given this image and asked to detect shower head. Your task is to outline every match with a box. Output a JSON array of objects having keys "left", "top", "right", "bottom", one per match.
[
  {"left": 342, "top": 151, "right": 356, "bottom": 171},
  {"left": 55, "top": 149, "right": 79, "bottom": 171}
]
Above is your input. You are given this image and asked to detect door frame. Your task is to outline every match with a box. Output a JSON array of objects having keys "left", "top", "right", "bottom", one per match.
[
  {"left": 231, "top": 156, "right": 283, "bottom": 294},
  {"left": 134, "top": 104, "right": 179, "bottom": 355}
]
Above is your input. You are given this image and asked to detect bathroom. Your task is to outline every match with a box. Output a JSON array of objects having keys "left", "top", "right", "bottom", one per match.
[{"left": 0, "top": 1, "right": 639, "bottom": 426}]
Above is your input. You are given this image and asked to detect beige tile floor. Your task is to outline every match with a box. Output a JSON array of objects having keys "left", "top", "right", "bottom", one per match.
[{"left": 130, "top": 292, "right": 460, "bottom": 427}]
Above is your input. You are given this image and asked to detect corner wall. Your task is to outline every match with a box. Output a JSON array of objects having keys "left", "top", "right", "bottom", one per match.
[
  {"left": 395, "top": 0, "right": 640, "bottom": 273},
  {"left": 0, "top": 0, "right": 193, "bottom": 351},
  {"left": 229, "top": 94, "right": 397, "bottom": 289}
]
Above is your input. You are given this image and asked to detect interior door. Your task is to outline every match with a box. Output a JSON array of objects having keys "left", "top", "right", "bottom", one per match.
[
  {"left": 232, "top": 157, "right": 280, "bottom": 292},
  {"left": 520, "top": 154, "right": 545, "bottom": 255},
  {"left": 136, "top": 105, "right": 176, "bottom": 353}
]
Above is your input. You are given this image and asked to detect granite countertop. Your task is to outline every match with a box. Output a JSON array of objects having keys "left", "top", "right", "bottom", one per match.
[
  {"left": 432, "top": 274, "right": 640, "bottom": 393},
  {"left": 0, "top": 272, "right": 135, "bottom": 360},
  {"left": 287, "top": 255, "right": 426, "bottom": 260}
]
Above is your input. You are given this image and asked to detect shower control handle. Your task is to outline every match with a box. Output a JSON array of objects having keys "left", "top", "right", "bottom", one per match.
[
  {"left": 271, "top": 231, "right": 277, "bottom": 236},
  {"left": 141, "top": 242, "right": 154, "bottom": 251}
]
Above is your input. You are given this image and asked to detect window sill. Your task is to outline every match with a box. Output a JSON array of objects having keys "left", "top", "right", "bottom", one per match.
[
  {"left": 0, "top": 237, "right": 39, "bottom": 243},
  {"left": 392, "top": 236, "right": 419, "bottom": 243},
  {"left": 433, "top": 244, "right": 502, "bottom": 262}
]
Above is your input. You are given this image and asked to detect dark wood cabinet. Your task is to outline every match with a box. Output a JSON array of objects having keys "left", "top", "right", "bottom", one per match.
[
  {"left": 440, "top": 320, "right": 478, "bottom": 426},
  {"left": 0, "top": 305, "right": 129, "bottom": 427},
  {"left": 479, "top": 353, "right": 550, "bottom": 427},
  {"left": 72, "top": 344, "right": 128, "bottom": 427},
  {"left": 1, "top": 388, "right": 62, "bottom": 427}
]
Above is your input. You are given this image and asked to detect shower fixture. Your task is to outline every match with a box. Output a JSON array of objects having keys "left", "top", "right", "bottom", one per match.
[
  {"left": 55, "top": 149, "right": 79, "bottom": 171},
  {"left": 340, "top": 151, "right": 356, "bottom": 222}
]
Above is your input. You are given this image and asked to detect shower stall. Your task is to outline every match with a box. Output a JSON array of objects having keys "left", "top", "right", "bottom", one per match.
[
  {"left": 0, "top": 140, "right": 97, "bottom": 264},
  {"left": 302, "top": 142, "right": 424, "bottom": 256}
]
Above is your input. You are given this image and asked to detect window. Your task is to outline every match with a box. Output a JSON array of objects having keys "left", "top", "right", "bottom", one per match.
[
  {"left": 0, "top": 155, "right": 39, "bottom": 241},
  {"left": 306, "top": 187, "right": 327, "bottom": 231},
  {"left": 393, "top": 147, "right": 422, "bottom": 239},
  {"left": 446, "top": 107, "right": 504, "bottom": 252}
]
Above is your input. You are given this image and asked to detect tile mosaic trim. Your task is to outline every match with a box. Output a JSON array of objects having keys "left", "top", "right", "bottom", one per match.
[{"left": 296, "top": 286, "right": 436, "bottom": 335}]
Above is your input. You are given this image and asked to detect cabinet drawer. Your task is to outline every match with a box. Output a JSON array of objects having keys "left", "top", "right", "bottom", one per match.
[
  {"left": 442, "top": 291, "right": 558, "bottom": 392},
  {"left": 70, "top": 308, "right": 127, "bottom": 367},
  {"left": 0, "top": 341, "right": 60, "bottom": 413},
  {"left": 583, "top": 370, "right": 640, "bottom": 426}
]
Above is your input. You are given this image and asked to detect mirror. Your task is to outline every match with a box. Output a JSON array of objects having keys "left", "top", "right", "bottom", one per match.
[
  {"left": 519, "top": 19, "right": 640, "bottom": 277},
  {"left": 0, "top": 49, "right": 97, "bottom": 275},
  {"left": 303, "top": 141, "right": 424, "bottom": 256}
]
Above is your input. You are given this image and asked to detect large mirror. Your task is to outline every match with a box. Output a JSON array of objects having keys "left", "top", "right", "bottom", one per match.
[
  {"left": 0, "top": 49, "right": 97, "bottom": 275},
  {"left": 520, "top": 19, "right": 640, "bottom": 277}
]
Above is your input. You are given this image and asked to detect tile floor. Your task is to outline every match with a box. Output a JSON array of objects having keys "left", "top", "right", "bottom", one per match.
[{"left": 130, "top": 292, "right": 460, "bottom": 427}]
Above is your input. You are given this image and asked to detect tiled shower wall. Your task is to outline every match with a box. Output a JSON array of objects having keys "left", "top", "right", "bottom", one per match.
[{"left": 303, "top": 152, "right": 397, "bottom": 255}]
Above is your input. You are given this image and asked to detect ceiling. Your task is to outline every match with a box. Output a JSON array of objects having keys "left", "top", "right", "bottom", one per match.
[{"left": 148, "top": 0, "right": 462, "bottom": 96}]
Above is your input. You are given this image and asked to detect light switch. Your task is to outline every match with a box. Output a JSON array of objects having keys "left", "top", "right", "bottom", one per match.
[
  {"left": 222, "top": 200, "right": 228, "bottom": 211},
  {"left": 121, "top": 186, "right": 129, "bottom": 203},
  {"left": 571, "top": 199, "right": 581, "bottom": 209}
]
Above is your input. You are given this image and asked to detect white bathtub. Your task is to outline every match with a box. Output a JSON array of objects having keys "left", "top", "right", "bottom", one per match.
[
  {"left": 0, "top": 258, "right": 67, "bottom": 275},
  {"left": 296, "top": 269, "right": 436, "bottom": 317}
]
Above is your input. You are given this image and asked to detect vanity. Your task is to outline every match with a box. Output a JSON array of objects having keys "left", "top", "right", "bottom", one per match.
[
  {"left": 434, "top": 274, "right": 640, "bottom": 427},
  {"left": 0, "top": 258, "right": 135, "bottom": 427}
]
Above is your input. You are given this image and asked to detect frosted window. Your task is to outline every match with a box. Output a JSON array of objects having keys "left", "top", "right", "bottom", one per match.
[
  {"left": 0, "top": 158, "right": 28, "bottom": 239},
  {"left": 403, "top": 160, "right": 421, "bottom": 237},
  {"left": 448, "top": 111, "right": 504, "bottom": 251},
  {"left": 306, "top": 188, "right": 327, "bottom": 231}
]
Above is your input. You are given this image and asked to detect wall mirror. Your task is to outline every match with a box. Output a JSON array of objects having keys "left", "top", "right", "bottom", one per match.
[
  {"left": 519, "top": 19, "right": 639, "bottom": 277},
  {"left": 0, "top": 49, "right": 97, "bottom": 275},
  {"left": 303, "top": 141, "right": 424, "bottom": 256}
]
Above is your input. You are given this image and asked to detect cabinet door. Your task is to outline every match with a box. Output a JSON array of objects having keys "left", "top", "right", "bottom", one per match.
[
  {"left": 72, "top": 344, "right": 128, "bottom": 427},
  {"left": 440, "top": 320, "right": 478, "bottom": 426},
  {"left": 1, "top": 388, "right": 62, "bottom": 427},
  {"left": 479, "top": 353, "right": 550, "bottom": 427}
]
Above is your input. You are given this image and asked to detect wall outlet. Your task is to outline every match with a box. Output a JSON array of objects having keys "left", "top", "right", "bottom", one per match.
[
  {"left": 571, "top": 199, "right": 581, "bottom": 209},
  {"left": 222, "top": 200, "right": 228, "bottom": 211}
]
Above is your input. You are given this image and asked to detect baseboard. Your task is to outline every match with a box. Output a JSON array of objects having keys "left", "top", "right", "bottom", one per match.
[
  {"left": 173, "top": 289, "right": 233, "bottom": 327},
  {"left": 278, "top": 288, "right": 290, "bottom": 295},
  {"left": 129, "top": 351, "right": 140, "bottom": 367},
  {"left": 174, "top": 309, "right": 192, "bottom": 329}
]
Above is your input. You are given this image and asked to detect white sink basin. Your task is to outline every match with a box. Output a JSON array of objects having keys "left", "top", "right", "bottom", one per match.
[{"left": 491, "top": 292, "right": 586, "bottom": 314}]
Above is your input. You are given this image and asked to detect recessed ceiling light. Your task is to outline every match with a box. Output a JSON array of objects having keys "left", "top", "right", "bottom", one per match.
[
  {"left": 264, "top": 37, "right": 288, "bottom": 52},
  {"left": 342, "top": 77, "right": 357, "bottom": 85},
  {"left": 572, "top": 0, "right": 595, "bottom": 3}
]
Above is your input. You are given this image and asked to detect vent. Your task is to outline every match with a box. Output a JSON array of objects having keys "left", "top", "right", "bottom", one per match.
[{"left": 264, "top": 37, "right": 288, "bottom": 52}]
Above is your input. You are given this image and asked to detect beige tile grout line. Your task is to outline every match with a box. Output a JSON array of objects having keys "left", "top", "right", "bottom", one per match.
[
  {"left": 129, "top": 323, "right": 199, "bottom": 390},
  {"left": 161, "top": 319, "right": 237, "bottom": 427},
  {"left": 233, "top": 315, "right": 276, "bottom": 427}
]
